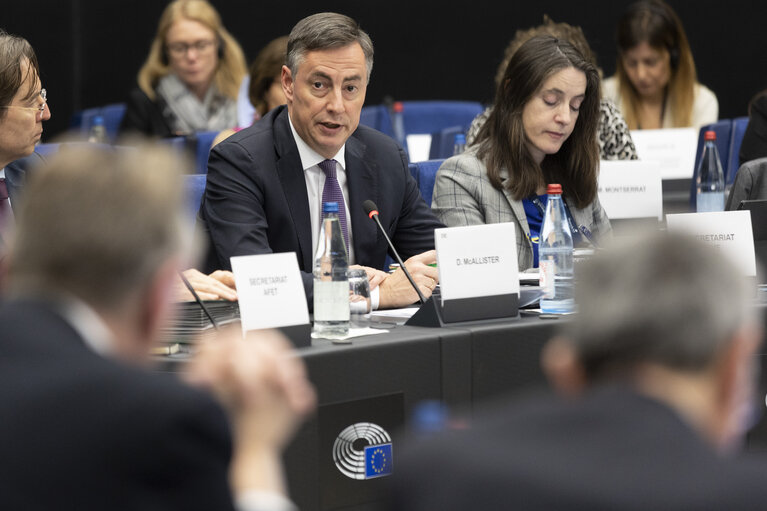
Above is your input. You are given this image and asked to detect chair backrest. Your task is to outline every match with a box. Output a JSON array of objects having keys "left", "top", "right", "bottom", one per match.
[
  {"left": 359, "top": 105, "right": 394, "bottom": 137},
  {"left": 689, "top": 119, "right": 732, "bottom": 209},
  {"left": 34, "top": 143, "right": 60, "bottom": 157},
  {"left": 400, "top": 101, "right": 484, "bottom": 136},
  {"left": 184, "top": 173, "right": 207, "bottom": 221},
  {"left": 100, "top": 103, "right": 127, "bottom": 143},
  {"left": 77, "top": 107, "right": 102, "bottom": 137},
  {"left": 727, "top": 116, "right": 749, "bottom": 184},
  {"left": 429, "top": 125, "right": 466, "bottom": 159},
  {"left": 408, "top": 159, "right": 445, "bottom": 206},
  {"left": 193, "top": 130, "right": 220, "bottom": 174}
]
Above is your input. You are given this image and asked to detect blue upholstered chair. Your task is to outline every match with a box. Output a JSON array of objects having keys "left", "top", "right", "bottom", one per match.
[
  {"left": 408, "top": 159, "right": 445, "bottom": 207},
  {"left": 184, "top": 173, "right": 207, "bottom": 221},
  {"left": 100, "top": 103, "right": 127, "bottom": 143},
  {"left": 399, "top": 101, "right": 483, "bottom": 136},
  {"left": 429, "top": 125, "right": 466, "bottom": 159},
  {"left": 359, "top": 105, "right": 394, "bottom": 137},
  {"left": 727, "top": 116, "right": 749, "bottom": 185},
  {"left": 689, "top": 120, "right": 733, "bottom": 209},
  {"left": 193, "top": 130, "right": 219, "bottom": 174}
]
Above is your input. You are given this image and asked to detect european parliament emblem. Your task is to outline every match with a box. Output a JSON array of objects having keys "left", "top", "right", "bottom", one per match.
[
  {"left": 333, "top": 422, "right": 394, "bottom": 480},
  {"left": 364, "top": 443, "right": 393, "bottom": 478}
]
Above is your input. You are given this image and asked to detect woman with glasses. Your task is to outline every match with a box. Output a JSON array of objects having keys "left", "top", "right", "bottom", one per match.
[{"left": 120, "top": 0, "right": 247, "bottom": 138}]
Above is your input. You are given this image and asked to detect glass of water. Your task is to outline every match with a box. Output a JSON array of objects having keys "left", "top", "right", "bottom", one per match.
[{"left": 347, "top": 268, "right": 371, "bottom": 328}]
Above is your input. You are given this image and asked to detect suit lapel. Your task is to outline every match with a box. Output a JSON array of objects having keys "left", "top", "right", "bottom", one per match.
[
  {"left": 345, "top": 136, "right": 379, "bottom": 266},
  {"left": 499, "top": 171, "right": 533, "bottom": 251},
  {"left": 273, "top": 109, "right": 313, "bottom": 270}
]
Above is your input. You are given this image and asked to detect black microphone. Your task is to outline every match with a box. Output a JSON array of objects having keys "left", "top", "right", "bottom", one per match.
[{"left": 363, "top": 200, "right": 427, "bottom": 305}]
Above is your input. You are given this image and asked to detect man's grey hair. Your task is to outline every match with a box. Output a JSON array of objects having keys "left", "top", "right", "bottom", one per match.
[
  {"left": 7, "top": 142, "right": 190, "bottom": 310},
  {"left": 286, "top": 12, "right": 374, "bottom": 83},
  {"left": 568, "top": 232, "right": 756, "bottom": 380}
]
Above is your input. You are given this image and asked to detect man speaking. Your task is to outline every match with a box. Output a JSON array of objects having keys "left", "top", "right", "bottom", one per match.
[{"left": 199, "top": 12, "right": 442, "bottom": 309}]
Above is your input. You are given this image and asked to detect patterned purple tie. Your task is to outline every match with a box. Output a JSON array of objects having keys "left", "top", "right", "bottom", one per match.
[
  {"left": 318, "top": 159, "right": 350, "bottom": 254},
  {"left": 0, "top": 177, "right": 12, "bottom": 242}
]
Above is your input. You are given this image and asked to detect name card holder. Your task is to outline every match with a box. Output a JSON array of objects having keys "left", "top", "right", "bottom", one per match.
[
  {"left": 407, "top": 223, "right": 520, "bottom": 327},
  {"left": 231, "top": 253, "right": 311, "bottom": 348}
]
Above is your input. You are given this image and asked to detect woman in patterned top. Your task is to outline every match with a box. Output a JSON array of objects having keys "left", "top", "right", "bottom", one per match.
[{"left": 466, "top": 16, "right": 638, "bottom": 161}]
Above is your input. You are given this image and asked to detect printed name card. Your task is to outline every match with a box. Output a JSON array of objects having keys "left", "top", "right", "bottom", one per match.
[
  {"left": 598, "top": 160, "right": 663, "bottom": 220},
  {"left": 434, "top": 223, "right": 519, "bottom": 302},
  {"left": 666, "top": 211, "right": 756, "bottom": 276},
  {"left": 629, "top": 127, "right": 698, "bottom": 180},
  {"left": 230, "top": 253, "right": 310, "bottom": 334}
]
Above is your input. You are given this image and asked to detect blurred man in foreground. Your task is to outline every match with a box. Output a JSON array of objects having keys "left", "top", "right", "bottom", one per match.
[
  {"left": 391, "top": 233, "right": 767, "bottom": 510},
  {"left": 0, "top": 144, "right": 314, "bottom": 510}
]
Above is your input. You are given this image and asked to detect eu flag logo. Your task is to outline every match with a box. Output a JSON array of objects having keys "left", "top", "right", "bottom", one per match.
[{"left": 364, "top": 443, "right": 393, "bottom": 479}]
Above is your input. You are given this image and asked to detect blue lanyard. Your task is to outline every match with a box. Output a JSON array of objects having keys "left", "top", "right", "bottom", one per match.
[{"left": 527, "top": 193, "right": 580, "bottom": 238}]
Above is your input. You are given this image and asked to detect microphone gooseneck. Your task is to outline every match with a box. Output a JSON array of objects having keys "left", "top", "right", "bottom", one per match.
[
  {"left": 179, "top": 271, "right": 220, "bottom": 330},
  {"left": 363, "top": 200, "right": 427, "bottom": 304}
]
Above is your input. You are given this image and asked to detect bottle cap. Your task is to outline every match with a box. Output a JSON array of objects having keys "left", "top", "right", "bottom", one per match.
[
  {"left": 547, "top": 183, "right": 563, "bottom": 195},
  {"left": 393, "top": 101, "right": 404, "bottom": 113},
  {"left": 322, "top": 201, "right": 339, "bottom": 213},
  {"left": 93, "top": 115, "right": 104, "bottom": 125},
  {"left": 454, "top": 133, "right": 466, "bottom": 144},
  {"left": 704, "top": 130, "right": 716, "bottom": 141}
]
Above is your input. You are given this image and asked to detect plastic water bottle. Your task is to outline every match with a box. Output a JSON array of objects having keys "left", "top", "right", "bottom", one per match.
[
  {"left": 88, "top": 115, "right": 108, "bottom": 144},
  {"left": 313, "top": 202, "right": 350, "bottom": 340},
  {"left": 539, "top": 183, "right": 574, "bottom": 314},
  {"left": 391, "top": 101, "right": 407, "bottom": 154},
  {"left": 453, "top": 133, "right": 466, "bottom": 155},
  {"left": 696, "top": 130, "right": 725, "bottom": 212}
]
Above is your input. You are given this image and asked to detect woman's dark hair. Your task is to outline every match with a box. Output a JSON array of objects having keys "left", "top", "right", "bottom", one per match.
[
  {"left": 248, "top": 36, "right": 288, "bottom": 117},
  {"left": 475, "top": 35, "right": 600, "bottom": 208},
  {"left": 615, "top": 0, "right": 697, "bottom": 128}
]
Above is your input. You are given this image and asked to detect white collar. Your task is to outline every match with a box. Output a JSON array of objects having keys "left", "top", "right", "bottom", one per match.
[
  {"left": 53, "top": 293, "right": 117, "bottom": 357},
  {"left": 287, "top": 112, "right": 346, "bottom": 171}
]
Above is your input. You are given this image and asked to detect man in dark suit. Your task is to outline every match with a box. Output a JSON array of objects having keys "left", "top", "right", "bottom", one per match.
[
  {"left": 389, "top": 233, "right": 767, "bottom": 510},
  {"left": 199, "top": 12, "right": 442, "bottom": 308},
  {"left": 0, "top": 144, "right": 315, "bottom": 510}
]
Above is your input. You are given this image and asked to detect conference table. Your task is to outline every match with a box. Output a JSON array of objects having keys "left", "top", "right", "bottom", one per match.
[{"left": 161, "top": 297, "right": 767, "bottom": 511}]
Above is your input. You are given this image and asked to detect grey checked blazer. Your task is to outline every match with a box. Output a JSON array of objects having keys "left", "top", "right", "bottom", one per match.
[
  {"left": 431, "top": 150, "right": 612, "bottom": 270},
  {"left": 726, "top": 157, "right": 767, "bottom": 210}
]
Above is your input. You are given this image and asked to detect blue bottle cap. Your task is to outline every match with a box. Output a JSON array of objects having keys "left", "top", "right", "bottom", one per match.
[
  {"left": 454, "top": 133, "right": 466, "bottom": 144},
  {"left": 323, "top": 201, "right": 339, "bottom": 213},
  {"left": 93, "top": 115, "right": 104, "bottom": 125}
]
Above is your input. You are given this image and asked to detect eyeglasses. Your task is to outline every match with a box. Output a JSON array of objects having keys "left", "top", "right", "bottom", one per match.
[
  {"left": 0, "top": 88, "right": 47, "bottom": 117},
  {"left": 166, "top": 40, "right": 216, "bottom": 58}
]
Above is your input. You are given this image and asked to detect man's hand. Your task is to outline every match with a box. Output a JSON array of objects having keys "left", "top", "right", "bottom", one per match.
[
  {"left": 349, "top": 264, "right": 387, "bottom": 291},
  {"left": 377, "top": 250, "right": 438, "bottom": 309},
  {"left": 183, "top": 327, "right": 316, "bottom": 494},
  {"left": 177, "top": 268, "right": 237, "bottom": 301}
]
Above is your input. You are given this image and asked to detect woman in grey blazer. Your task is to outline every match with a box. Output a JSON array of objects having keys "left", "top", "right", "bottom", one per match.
[{"left": 432, "top": 36, "right": 611, "bottom": 271}]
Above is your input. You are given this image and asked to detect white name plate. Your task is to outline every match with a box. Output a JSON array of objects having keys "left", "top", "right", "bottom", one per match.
[
  {"left": 435, "top": 223, "right": 519, "bottom": 302},
  {"left": 630, "top": 127, "right": 698, "bottom": 180},
  {"left": 598, "top": 160, "right": 663, "bottom": 220},
  {"left": 230, "top": 252, "right": 310, "bottom": 334},
  {"left": 666, "top": 211, "right": 756, "bottom": 276},
  {"left": 406, "top": 133, "right": 432, "bottom": 163}
]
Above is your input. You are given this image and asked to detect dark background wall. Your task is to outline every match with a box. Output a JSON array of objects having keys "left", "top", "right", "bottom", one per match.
[{"left": 5, "top": 0, "right": 767, "bottom": 140}]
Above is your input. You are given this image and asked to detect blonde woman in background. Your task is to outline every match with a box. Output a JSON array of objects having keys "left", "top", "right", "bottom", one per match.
[{"left": 120, "top": 0, "right": 247, "bottom": 137}]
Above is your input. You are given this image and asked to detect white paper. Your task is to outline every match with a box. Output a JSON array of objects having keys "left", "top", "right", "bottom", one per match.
[
  {"left": 230, "top": 253, "right": 310, "bottom": 334},
  {"left": 666, "top": 210, "right": 756, "bottom": 276},
  {"left": 630, "top": 127, "right": 698, "bottom": 180},
  {"left": 435, "top": 223, "right": 520, "bottom": 302},
  {"left": 598, "top": 160, "right": 663, "bottom": 220},
  {"left": 406, "top": 134, "right": 432, "bottom": 163}
]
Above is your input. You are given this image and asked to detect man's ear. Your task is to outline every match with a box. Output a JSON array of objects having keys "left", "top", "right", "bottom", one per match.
[
  {"left": 281, "top": 65, "right": 294, "bottom": 102},
  {"left": 541, "top": 336, "right": 587, "bottom": 397}
]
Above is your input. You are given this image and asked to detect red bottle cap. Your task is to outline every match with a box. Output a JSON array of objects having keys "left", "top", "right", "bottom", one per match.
[
  {"left": 547, "top": 183, "right": 562, "bottom": 194},
  {"left": 704, "top": 130, "right": 716, "bottom": 141},
  {"left": 393, "top": 101, "right": 404, "bottom": 113}
]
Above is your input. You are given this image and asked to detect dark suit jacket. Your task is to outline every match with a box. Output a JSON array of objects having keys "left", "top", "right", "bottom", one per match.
[
  {"left": 119, "top": 87, "right": 176, "bottom": 138},
  {"left": 199, "top": 105, "right": 443, "bottom": 302},
  {"left": 389, "top": 386, "right": 767, "bottom": 511},
  {"left": 0, "top": 299, "right": 236, "bottom": 510},
  {"left": 5, "top": 151, "right": 45, "bottom": 208},
  {"left": 726, "top": 157, "right": 767, "bottom": 210},
  {"left": 740, "top": 94, "right": 767, "bottom": 168}
]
